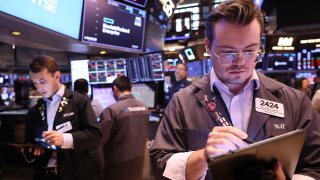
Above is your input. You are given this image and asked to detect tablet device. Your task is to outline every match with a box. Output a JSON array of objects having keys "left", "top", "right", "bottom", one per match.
[
  {"left": 0, "top": 140, "right": 59, "bottom": 151},
  {"left": 207, "top": 129, "right": 306, "bottom": 179}
]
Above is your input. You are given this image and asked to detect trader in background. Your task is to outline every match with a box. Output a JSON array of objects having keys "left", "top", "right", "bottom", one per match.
[
  {"left": 312, "top": 69, "right": 320, "bottom": 96},
  {"left": 150, "top": 0, "right": 320, "bottom": 179},
  {"left": 25, "top": 55, "right": 103, "bottom": 180},
  {"left": 168, "top": 63, "right": 191, "bottom": 101},
  {"left": 100, "top": 76, "right": 149, "bottom": 180},
  {"left": 73, "top": 78, "right": 104, "bottom": 117}
]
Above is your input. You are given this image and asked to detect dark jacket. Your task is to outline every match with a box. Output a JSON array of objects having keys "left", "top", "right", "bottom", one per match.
[
  {"left": 150, "top": 72, "right": 320, "bottom": 179},
  {"left": 100, "top": 94, "right": 149, "bottom": 180},
  {"left": 27, "top": 88, "right": 103, "bottom": 180},
  {"left": 168, "top": 78, "right": 191, "bottom": 101}
]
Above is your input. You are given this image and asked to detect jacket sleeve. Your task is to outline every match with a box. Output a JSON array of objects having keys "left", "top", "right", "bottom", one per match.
[
  {"left": 294, "top": 93, "right": 320, "bottom": 178},
  {"left": 71, "top": 93, "right": 102, "bottom": 152},
  {"left": 149, "top": 94, "right": 189, "bottom": 179},
  {"left": 99, "top": 107, "right": 115, "bottom": 145}
]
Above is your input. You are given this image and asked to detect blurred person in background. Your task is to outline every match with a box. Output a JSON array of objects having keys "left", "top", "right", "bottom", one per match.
[
  {"left": 74, "top": 78, "right": 104, "bottom": 117},
  {"left": 295, "top": 77, "right": 312, "bottom": 99},
  {"left": 312, "top": 69, "right": 320, "bottom": 96},
  {"left": 100, "top": 76, "right": 149, "bottom": 180},
  {"left": 168, "top": 63, "right": 191, "bottom": 101},
  {"left": 312, "top": 89, "right": 320, "bottom": 113},
  {"left": 0, "top": 86, "right": 4, "bottom": 106}
]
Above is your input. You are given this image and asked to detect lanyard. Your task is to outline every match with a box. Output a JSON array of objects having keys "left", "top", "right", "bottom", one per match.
[{"left": 205, "top": 85, "right": 233, "bottom": 127}]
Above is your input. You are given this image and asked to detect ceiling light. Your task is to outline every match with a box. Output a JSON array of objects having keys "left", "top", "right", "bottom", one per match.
[
  {"left": 169, "top": 47, "right": 176, "bottom": 51},
  {"left": 283, "top": 46, "right": 295, "bottom": 50},
  {"left": 10, "top": 31, "right": 22, "bottom": 36},
  {"left": 272, "top": 46, "right": 295, "bottom": 51},
  {"left": 272, "top": 46, "right": 283, "bottom": 50},
  {"left": 99, "top": 51, "right": 107, "bottom": 55},
  {"left": 300, "top": 38, "right": 320, "bottom": 44}
]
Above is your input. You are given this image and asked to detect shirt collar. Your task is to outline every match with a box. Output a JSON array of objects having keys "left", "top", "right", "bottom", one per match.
[
  {"left": 44, "top": 85, "right": 65, "bottom": 103},
  {"left": 209, "top": 67, "right": 260, "bottom": 93}
]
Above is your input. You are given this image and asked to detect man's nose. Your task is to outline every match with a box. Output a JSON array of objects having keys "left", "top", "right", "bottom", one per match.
[{"left": 233, "top": 53, "right": 245, "bottom": 65}]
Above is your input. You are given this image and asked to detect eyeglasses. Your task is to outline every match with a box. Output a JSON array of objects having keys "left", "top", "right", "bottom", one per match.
[{"left": 211, "top": 49, "right": 264, "bottom": 65}]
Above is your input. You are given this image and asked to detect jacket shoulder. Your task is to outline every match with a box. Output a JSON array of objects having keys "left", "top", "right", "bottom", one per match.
[
  {"left": 174, "top": 76, "right": 209, "bottom": 97},
  {"left": 258, "top": 72, "right": 303, "bottom": 97},
  {"left": 68, "top": 90, "right": 91, "bottom": 109}
]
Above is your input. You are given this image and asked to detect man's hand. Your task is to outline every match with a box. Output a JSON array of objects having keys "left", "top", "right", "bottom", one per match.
[
  {"left": 20, "top": 147, "right": 44, "bottom": 156},
  {"left": 274, "top": 161, "right": 286, "bottom": 180},
  {"left": 206, "top": 126, "right": 249, "bottom": 158},
  {"left": 43, "top": 131, "right": 64, "bottom": 146},
  {"left": 186, "top": 126, "right": 250, "bottom": 179}
]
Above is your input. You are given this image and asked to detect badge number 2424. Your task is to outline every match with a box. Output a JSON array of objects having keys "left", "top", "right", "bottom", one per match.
[
  {"left": 259, "top": 99, "right": 279, "bottom": 109},
  {"left": 255, "top": 98, "right": 284, "bottom": 118}
]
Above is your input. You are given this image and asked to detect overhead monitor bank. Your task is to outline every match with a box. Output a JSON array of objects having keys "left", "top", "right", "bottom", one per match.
[
  {"left": 0, "top": 0, "right": 83, "bottom": 39},
  {"left": 123, "top": 0, "right": 148, "bottom": 8},
  {"left": 82, "top": 0, "right": 146, "bottom": 52}
]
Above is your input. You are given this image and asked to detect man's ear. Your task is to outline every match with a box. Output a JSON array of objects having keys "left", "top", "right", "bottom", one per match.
[
  {"left": 204, "top": 38, "right": 211, "bottom": 54},
  {"left": 54, "top": 71, "right": 61, "bottom": 81},
  {"left": 112, "top": 86, "right": 118, "bottom": 92}
]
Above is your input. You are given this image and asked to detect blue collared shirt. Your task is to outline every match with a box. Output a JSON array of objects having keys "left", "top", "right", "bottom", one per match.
[{"left": 44, "top": 85, "right": 65, "bottom": 131}]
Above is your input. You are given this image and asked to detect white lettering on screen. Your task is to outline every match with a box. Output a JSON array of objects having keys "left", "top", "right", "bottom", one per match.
[
  {"left": 31, "top": 0, "right": 58, "bottom": 14},
  {"left": 160, "top": 0, "right": 175, "bottom": 17},
  {"left": 102, "top": 23, "right": 130, "bottom": 36}
]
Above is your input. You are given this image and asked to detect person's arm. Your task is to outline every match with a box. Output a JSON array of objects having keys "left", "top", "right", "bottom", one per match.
[
  {"left": 99, "top": 107, "right": 115, "bottom": 145},
  {"left": 293, "top": 93, "right": 320, "bottom": 179},
  {"left": 311, "top": 91, "right": 320, "bottom": 113},
  {"left": 186, "top": 126, "right": 248, "bottom": 179},
  {"left": 70, "top": 93, "right": 102, "bottom": 152},
  {"left": 185, "top": 149, "right": 208, "bottom": 179},
  {"left": 150, "top": 94, "right": 191, "bottom": 179},
  {"left": 162, "top": 151, "right": 195, "bottom": 180}
]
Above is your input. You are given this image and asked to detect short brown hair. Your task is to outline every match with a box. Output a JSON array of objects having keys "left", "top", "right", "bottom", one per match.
[
  {"left": 29, "top": 55, "right": 59, "bottom": 74},
  {"left": 112, "top": 76, "right": 132, "bottom": 92},
  {"left": 205, "top": 0, "right": 264, "bottom": 43}
]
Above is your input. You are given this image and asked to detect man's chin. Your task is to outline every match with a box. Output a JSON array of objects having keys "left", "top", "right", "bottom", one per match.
[{"left": 225, "top": 78, "right": 248, "bottom": 85}]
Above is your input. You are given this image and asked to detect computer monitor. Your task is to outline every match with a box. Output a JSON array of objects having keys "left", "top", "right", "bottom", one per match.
[
  {"left": 186, "top": 60, "right": 203, "bottom": 78},
  {"left": 0, "top": 0, "right": 83, "bottom": 39},
  {"left": 88, "top": 59, "right": 127, "bottom": 84},
  {"left": 266, "top": 53, "right": 296, "bottom": 70},
  {"left": 92, "top": 86, "right": 116, "bottom": 109},
  {"left": 70, "top": 60, "right": 91, "bottom": 96},
  {"left": 131, "top": 83, "right": 156, "bottom": 108},
  {"left": 82, "top": 0, "right": 146, "bottom": 52},
  {"left": 295, "top": 72, "right": 317, "bottom": 85}
]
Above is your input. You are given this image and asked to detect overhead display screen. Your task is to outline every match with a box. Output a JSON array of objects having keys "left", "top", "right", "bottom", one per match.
[
  {"left": 131, "top": 83, "right": 156, "bottom": 108},
  {"left": 82, "top": 0, "right": 146, "bottom": 52},
  {"left": 0, "top": 0, "right": 83, "bottom": 39},
  {"left": 71, "top": 60, "right": 91, "bottom": 95},
  {"left": 88, "top": 59, "right": 127, "bottom": 84},
  {"left": 126, "top": 53, "right": 164, "bottom": 82},
  {"left": 123, "top": 0, "right": 148, "bottom": 8},
  {"left": 266, "top": 53, "right": 296, "bottom": 70}
]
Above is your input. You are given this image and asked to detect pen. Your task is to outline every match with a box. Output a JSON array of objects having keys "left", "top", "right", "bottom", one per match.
[{"left": 243, "top": 137, "right": 255, "bottom": 144}]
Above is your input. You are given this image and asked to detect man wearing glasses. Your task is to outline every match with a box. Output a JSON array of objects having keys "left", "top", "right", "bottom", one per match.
[{"left": 150, "top": 0, "right": 320, "bottom": 179}]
